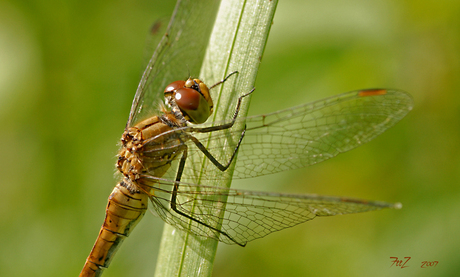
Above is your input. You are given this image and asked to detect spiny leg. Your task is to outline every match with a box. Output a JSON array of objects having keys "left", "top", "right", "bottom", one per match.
[
  {"left": 182, "top": 86, "right": 254, "bottom": 170},
  {"left": 188, "top": 127, "right": 246, "bottom": 171},
  {"left": 209, "top": 71, "right": 239, "bottom": 90},
  {"left": 189, "top": 87, "right": 255, "bottom": 134},
  {"left": 170, "top": 144, "right": 244, "bottom": 246}
]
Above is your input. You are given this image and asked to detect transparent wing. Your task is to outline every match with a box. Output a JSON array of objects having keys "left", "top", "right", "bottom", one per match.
[
  {"left": 162, "top": 88, "right": 414, "bottom": 182},
  {"left": 141, "top": 176, "right": 399, "bottom": 245},
  {"left": 127, "top": 0, "right": 220, "bottom": 127},
  {"left": 142, "top": 18, "right": 170, "bottom": 71},
  {"left": 137, "top": 89, "right": 411, "bottom": 245}
]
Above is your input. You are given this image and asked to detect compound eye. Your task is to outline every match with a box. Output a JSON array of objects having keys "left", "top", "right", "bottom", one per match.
[
  {"left": 175, "top": 88, "right": 200, "bottom": 111},
  {"left": 164, "top": 80, "right": 185, "bottom": 95},
  {"left": 175, "top": 87, "right": 211, "bottom": 124}
]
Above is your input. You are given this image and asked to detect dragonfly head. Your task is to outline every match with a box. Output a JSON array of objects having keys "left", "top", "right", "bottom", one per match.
[{"left": 164, "top": 78, "right": 214, "bottom": 124}]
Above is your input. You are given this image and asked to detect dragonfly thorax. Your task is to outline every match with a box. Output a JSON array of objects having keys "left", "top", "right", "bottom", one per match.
[
  {"left": 117, "top": 114, "right": 185, "bottom": 187},
  {"left": 164, "top": 78, "right": 214, "bottom": 124}
]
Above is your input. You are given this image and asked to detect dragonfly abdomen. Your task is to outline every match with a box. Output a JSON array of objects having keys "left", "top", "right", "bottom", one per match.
[
  {"left": 79, "top": 181, "right": 148, "bottom": 277},
  {"left": 80, "top": 115, "right": 188, "bottom": 277}
]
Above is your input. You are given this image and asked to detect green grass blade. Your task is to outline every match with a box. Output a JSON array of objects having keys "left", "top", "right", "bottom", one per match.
[{"left": 154, "top": 0, "right": 278, "bottom": 276}]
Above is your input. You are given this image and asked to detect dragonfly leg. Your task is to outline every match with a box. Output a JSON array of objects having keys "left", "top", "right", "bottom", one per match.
[
  {"left": 190, "top": 87, "right": 255, "bottom": 133},
  {"left": 170, "top": 144, "right": 244, "bottom": 246},
  {"left": 183, "top": 87, "right": 253, "bottom": 171},
  {"left": 209, "top": 71, "right": 239, "bottom": 89},
  {"left": 189, "top": 127, "right": 246, "bottom": 171}
]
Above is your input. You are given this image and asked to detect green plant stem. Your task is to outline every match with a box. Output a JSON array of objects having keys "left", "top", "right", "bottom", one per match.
[{"left": 154, "top": 0, "right": 278, "bottom": 276}]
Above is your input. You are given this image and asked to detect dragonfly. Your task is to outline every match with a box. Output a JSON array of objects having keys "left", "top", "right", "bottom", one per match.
[{"left": 79, "top": 3, "right": 413, "bottom": 277}]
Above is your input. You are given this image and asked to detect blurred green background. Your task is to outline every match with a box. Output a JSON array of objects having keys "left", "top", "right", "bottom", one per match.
[{"left": 1, "top": 0, "right": 459, "bottom": 276}]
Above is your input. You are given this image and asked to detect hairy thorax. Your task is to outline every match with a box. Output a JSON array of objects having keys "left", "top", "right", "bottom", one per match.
[{"left": 116, "top": 111, "right": 187, "bottom": 193}]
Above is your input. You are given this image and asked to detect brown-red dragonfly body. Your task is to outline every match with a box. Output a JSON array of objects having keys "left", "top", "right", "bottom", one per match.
[
  {"left": 79, "top": 5, "right": 413, "bottom": 277},
  {"left": 80, "top": 70, "right": 412, "bottom": 276}
]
